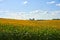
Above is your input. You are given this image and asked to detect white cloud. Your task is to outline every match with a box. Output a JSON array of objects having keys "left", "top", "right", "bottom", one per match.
[
  {"left": 47, "top": 1, "right": 60, "bottom": 7},
  {"left": 51, "top": 11, "right": 60, "bottom": 15},
  {"left": 23, "top": 1, "right": 28, "bottom": 5},
  {"left": 0, "top": 10, "right": 8, "bottom": 12},
  {"left": 0, "top": 10, "right": 60, "bottom": 20},
  {"left": 50, "top": 11, "right": 60, "bottom": 19},
  {"left": 47, "top": 1, "right": 55, "bottom": 4},
  {"left": 56, "top": 3, "right": 60, "bottom": 7}
]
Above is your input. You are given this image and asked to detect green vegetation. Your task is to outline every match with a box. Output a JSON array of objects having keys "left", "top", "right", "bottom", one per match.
[{"left": 0, "top": 23, "right": 60, "bottom": 40}]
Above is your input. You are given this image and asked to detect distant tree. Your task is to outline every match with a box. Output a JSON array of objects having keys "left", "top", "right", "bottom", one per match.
[
  {"left": 29, "top": 18, "right": 31, "bottom": 20},
  {"left": 32, "top": 18, "right": 35, "bottom": 20},
  {"left": 29, "top": 18, "right": 35, "bottom": 20},
  {"left": 52, "top": 18, "right": 60, "bottom": 20}
]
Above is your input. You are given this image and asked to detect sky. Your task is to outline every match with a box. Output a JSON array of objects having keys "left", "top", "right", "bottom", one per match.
[{"left": 0, "top": 0, "right": 60, "bottom": 20}]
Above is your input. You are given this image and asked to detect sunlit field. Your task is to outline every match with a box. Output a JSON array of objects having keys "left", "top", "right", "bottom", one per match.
[{"left": 0, "top": 18, "right": 60, "bottom": 40}]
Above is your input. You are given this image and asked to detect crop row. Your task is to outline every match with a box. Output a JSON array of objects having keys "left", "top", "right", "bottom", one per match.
[{"left": 0, "top": 24, "right": 60, "bottom": 40}]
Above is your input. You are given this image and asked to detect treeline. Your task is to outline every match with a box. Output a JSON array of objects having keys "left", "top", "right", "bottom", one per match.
[
  {"left": 29, "top": 18, "right": 60, "bottom": 20},
  {"left": 52, "top": 19, "right": 60, "bottom": 20}
]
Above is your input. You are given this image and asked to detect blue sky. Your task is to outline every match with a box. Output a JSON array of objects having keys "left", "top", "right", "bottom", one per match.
[{"left": 0, "top": 0, "right": 60, "bottom": 20}]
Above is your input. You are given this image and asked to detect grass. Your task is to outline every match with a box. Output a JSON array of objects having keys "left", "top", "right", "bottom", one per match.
[{"left": 0, "top": 18, "right": 60, "bottom": 40}]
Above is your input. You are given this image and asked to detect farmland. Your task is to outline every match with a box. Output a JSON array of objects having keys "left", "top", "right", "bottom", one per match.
[{"left": 0, "top": 18, "right": 60, "bottom": 40}]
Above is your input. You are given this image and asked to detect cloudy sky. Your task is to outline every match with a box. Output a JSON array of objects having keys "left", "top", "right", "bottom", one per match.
[{"left": 0, "top": 0, "right": 60, "bottom": 20}]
